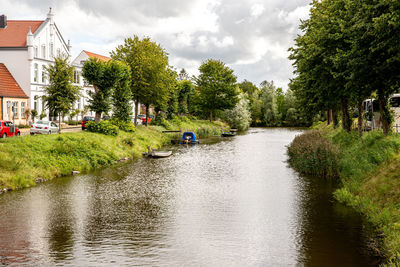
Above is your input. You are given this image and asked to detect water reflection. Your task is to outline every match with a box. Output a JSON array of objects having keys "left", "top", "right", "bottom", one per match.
[{"left": 0, "top": 128, "right": 381, "bottom": 266}]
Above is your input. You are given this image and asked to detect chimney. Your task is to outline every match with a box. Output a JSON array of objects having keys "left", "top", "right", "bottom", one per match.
[{"left": 0, "top": 15, "right": 7, "bottom": 29}]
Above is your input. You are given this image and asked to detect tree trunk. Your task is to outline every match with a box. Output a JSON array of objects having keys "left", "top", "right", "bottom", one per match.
[
  {"left": 145, "top": 104, "right": 149, "bottom": 127},
  {"left": 95, "top": 112, "right": 102, "bottom": 123},
  {"left": 134, "top": 98, "right": 139, "bottom": 126},
  {"left": 59, "top": 112, "right": 61, "bottom": 134},
  {"left": 378, "top": 90, "right": 390, "bottom": 135},
  {"left": 357, "top": 99, "right": 363, "bottom": 137},
  {"left": 341, "top": 98, "right": 351, "bottom": 132},
  {"left": 332, "top": 107, "right": 339, "bottom": 128},
  {"left": 209, "top": 109, "right": 213, "bottom": 122},
  {"left": 327, "top": 109, "right": 332, "bottom": 125}
]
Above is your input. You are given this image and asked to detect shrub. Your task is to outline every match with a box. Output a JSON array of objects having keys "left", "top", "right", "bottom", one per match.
[
  {"left": 287, "top": 130, "right": 339, "bottom": 178},
  {"left": 110, "top": 119, "right": 136, "bottom": 133},
  {"left": 87, "top": 121, "right": 119, "bottom": 136},
  {"left": 67, "top": 120, "right": 81, "bottom": 126}
]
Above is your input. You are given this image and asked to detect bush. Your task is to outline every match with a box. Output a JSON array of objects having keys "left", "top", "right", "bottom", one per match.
[
  {"left": 86, "top": 121, "right": 119, "bottom": 136},
  {"left": 67, "top": 120, "right": 81, "bottom": 126},
  {"left": 287, "top": 130, "right": 339, "bottom": 178},
  {"left": 110, "top": 119, "right": 136, "bottom": 133}
]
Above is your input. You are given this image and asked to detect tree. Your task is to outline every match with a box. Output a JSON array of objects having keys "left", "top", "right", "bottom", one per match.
[
  {"left": 177, "top": 80, "right": 196, "bottom": 115},
  {"left": 43, "top": 55, "right": 80, "bottom": 133},
  {"left": 110, "top": 36, "right": 171, "bottom": 126},
  {"left": 260, "top": 81, "right": 278, "bottom": 126},
  {"left": 82, "top": 58, "right": 123, "bottom": 122},
  {"left": 178, "top": 68, "right": 190, "bottom": 81},
  {"left": 30, "top": 109, "right": 38, "bottom": 122},
  {"left": 224, "top": 93, "right": 252, "bottom": 131},
  {"left": 111, "top": 63, "right": 132, "bottom": 122},
  {"left": 197, "top": 59, "right": 238, "bottom": 121}
]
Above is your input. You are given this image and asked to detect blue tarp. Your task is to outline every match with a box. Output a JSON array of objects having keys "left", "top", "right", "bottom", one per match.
[{"left": 182, "top": 132, "right": 196, "bottom": 141}]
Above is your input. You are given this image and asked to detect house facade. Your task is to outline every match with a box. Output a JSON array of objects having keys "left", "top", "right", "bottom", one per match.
[
  {"left": 0, "top": 9, "right": 71, "bottom": 122},
  {"left": 0, "top": 63, "right": 29, "bottom": 124}
]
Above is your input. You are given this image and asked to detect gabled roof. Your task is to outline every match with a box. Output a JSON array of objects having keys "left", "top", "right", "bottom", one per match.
[
  {"left": 0, "top": 63, "right": 28, "bottom": 98},
  {"left": 83, "top": 50, "right": 111, "bottom": 62},
  {"left": 0, "top": 20, "right": 44, "bottom": 47}
]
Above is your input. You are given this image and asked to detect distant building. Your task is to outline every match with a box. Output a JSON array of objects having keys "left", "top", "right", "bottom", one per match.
[
  {"left": 0, "top": 9, "right": 71, "bottom": 122},
  {"left": 0, "top": 63, "right": 29, "bottom": 124}
]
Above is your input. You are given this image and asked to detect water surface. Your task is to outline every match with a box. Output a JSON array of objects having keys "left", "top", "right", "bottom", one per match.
[{"left": 0, "top": 128, "right": 380, "bottom": 266}]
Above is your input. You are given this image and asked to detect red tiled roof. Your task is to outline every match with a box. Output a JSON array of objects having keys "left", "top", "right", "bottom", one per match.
[
  {"left": 0, "top": 20, "right": 44, "bottom": 47},
  {"left": 0, "top": 64, "right": 28, "bottom": 98},
  {"left": 84, "top": 50, "right": 111, "bottom": 62}
]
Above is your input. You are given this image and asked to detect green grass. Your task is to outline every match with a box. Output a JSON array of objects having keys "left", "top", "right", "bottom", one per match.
[
  {"left": 0, "top": 118, "right": 226, "bottom": 191},
  {"left": 288, "top": 124, "right": 400, "bottom": 264}
]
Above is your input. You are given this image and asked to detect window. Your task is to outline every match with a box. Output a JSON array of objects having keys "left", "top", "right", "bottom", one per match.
[
  {"left": 41, "top": 45, "right": 46, "bottom": 58},
  {"left": 73, "top": 71, "right": 80, "bottom": 84},
  {"left": 21, "top": 102, "right": 25, "bottom": 118},
  {"left": 50, "top": 43, "right": 54, "bottom": 58},
  {"left": 42, "top": 65, "right": 46, "bottom": 83},
  {"left": 12, "top": 101, "right": 18, "bottom": 118},
  {"left": 34, "top": 46, "right": 38, "bottom": 57},
  {"left": 34, "top": 63, "right": 38, "bottom": 82},
  {"left": 34, "top": 99, "right": 38, "bottom": 111},
  {"left": 57, "top": 48, "right": 61, "bottom": 57},
  {"left": 6, "top": 101, "right": 11, "bottom": 119}
]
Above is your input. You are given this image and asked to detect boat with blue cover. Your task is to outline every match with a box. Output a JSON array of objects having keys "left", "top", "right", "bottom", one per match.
[{"left": 181, "top": 131, "right": 199, "bottom": 144}]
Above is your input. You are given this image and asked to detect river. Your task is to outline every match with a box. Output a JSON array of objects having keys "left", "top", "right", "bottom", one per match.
[{"left": 0, "top": 128, "right": 381, "bottom": 266}]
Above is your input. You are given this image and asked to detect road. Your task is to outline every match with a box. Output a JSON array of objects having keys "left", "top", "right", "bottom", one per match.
[{"left": 20, "top": 126, "right": 82, "bottom": 136}]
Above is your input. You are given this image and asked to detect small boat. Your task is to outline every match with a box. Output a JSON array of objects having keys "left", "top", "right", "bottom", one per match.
[
  {"left": 221, "top": 132, "right": 236, "bottom": 137},
  {"left": 180, "top": 131, "right": 199, "bottom": 144},
  {"left": 143, "top": 147, "right": 172, "bottom": 158}
]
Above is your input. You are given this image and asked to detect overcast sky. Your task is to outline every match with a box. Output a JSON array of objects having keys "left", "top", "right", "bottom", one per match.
[{"left": 2, "top": 0, "right": 311, "bottom": 89}]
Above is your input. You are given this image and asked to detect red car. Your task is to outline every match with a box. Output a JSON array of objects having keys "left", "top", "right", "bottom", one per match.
[
  {"left": 82, "top": 116, "right": 95, "bottom": 130},
  {"left": 138, "top": 114, "right": 152, "bottom": 123},
  {"left": 0, "top": 120, "right": 20, "bottom": 138}
]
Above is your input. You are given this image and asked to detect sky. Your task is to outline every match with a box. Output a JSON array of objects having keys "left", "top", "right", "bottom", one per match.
[{"left": 1, "top": 0, "right": 311, "bottom": 90}]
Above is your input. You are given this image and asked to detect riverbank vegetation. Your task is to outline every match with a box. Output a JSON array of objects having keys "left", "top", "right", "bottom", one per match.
[
  {"left": 288, "top": 124, "right": 400, "bottom": 264},
  {"left": 0, "top": 118, "right": 225, "bottom": 192}
]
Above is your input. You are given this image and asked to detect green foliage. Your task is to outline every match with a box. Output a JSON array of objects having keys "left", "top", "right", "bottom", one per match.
[
  {"left": 287, "top": 130, "right": 339, "bottom": 178},
  {"left": 86, "top": 121, "right": 119, "bottom": 136},
  {"left": 289, "top": 0, "right": 400, "bottom": 135},
  {"left": 43, "top": 55, "right": 80, "bottom": 125},
  {"left": 111, "top": 36, "right": 173, "bottom": 123},
  {"left": 39, "top": 111, "right": 46, "bottom": 120},
  {"left": 223, "top": 93, "right": 252, "bottom": 131},
  {"left": 82, "top": 58, "right": 124, "bottom": 122},
  {"left": 111, "top": 63, "right": 132, "bottom": 122},
  {"left": 197, "top": 59, "right": 238, "bottom": 121},
  {"left": 30, "top": 109, "right": 38, "bottom": 122},
  {"left": 260, "top": 81, "right": 279, "bottom": 126},
  {"left": 177, "top": 80, "right": 196, "bottom": 115},
  {"left": 110, "top": 118, "right": 136, "bottom": 133}
]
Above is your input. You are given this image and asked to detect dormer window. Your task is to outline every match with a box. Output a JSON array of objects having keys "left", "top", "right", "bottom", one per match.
[{"left": 41, "top": 45, "right": 46, "bottom": 59}]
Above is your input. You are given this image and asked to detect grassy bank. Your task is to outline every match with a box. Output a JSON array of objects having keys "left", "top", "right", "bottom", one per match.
[
  {"left": 287, "top": 123, "right": 400, "bottom": 265},
  {"left": 0, "top": 118, "right": 226, "bottom": 192}
]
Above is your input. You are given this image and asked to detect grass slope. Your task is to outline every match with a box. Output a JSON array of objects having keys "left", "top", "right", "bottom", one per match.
[{"left": 0, "top": 118, "right": 226, "bottom": 191}]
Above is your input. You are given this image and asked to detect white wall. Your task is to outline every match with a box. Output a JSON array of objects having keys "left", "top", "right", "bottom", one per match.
[{"left": 0, "top": 50, "right": 30, "bottom": 98}]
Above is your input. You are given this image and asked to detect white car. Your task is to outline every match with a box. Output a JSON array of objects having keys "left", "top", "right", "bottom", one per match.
[{"left": 30, "top": 121, "right": 59, "bottom": 135}]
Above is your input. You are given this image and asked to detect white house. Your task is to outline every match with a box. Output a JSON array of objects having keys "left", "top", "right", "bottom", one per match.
[{"left": 0, "top": 8, "right": 71, "bottom": 121}]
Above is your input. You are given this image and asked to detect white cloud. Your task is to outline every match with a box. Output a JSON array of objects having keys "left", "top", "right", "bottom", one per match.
[{"left": 1, "top": 0, "right": 312, "bottom": 89}]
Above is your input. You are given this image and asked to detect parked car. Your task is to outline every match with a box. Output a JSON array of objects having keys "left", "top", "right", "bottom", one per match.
[
  {"left": 30, "top": 121, "right": 59, "bottom": 135},
  {"left": 82, "top": 116, "right": 95, "bottom": 130},
  {"left": 0, "top": 121, "right": 20, "bottom": 138},
  {"left": 138, "top": 114, "right": 152, "bottom": 123}
]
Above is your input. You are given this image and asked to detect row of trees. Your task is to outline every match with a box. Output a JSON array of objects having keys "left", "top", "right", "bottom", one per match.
[
  {"left": 289, "top": 0, "right": 400, "bottom": 136},
  {"left": 43, "top": 35, "right": 305, "bottom": 132}
]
